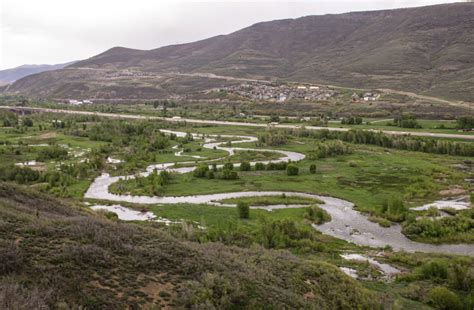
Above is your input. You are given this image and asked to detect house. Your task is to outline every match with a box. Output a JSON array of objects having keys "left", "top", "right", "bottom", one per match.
[
  {"left": 363, "top": 92, "right": 378, "bottom": 101},
  {"left": 68, "top": 99, "right": 83, "bottom": 105}
]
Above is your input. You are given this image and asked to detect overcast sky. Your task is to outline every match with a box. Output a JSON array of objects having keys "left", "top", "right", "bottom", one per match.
[{"left": 0, "top": 0, "right": 462, "bottom": 70}]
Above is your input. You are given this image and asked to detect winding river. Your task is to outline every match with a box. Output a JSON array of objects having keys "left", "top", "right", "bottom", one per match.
[{"left": 84, "top": 129, "right": 474, "bottom": 256}]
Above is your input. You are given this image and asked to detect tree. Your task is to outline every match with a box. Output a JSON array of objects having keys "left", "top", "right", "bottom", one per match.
[
  {"left": 22, "top": 118, "right": 33, "bottom": 127},
  {"left": 221, "top": 169, "right": 238, "bottom": 180},
  {"left": 223, "top": 162, "right": 234, "bottom": 171},
  {"left": 237, "top": 202, "right": 250, "bottom": 219},
  {"left": 193, "top": 164, "right": 209, "bottom": 178},
  {"left": 240, "top": 161, "right": 251, "bottom": 171},
  {"left": 207, "top": 171, "right": 215, "bottom": 179},
  {"left": 394, "top": 113, "right": 421, "bottom": 128},
  {"left": 270, "top": 115, "right": 280, "bottom": 123},
  {"left": 286, "top": 164, "right": 299, "bottom": 176},
  {"left": 309, "top": 164, "right": 317, "bottom": 174},
  {"left": 255, "top": 162, "right": 265, "bottom": 171},
  {"left": 456, "top": 116, "right": 474, "bottom": 130}
]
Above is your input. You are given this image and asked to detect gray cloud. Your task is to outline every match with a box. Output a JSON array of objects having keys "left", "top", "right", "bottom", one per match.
[{"left": 0, "top": 0, "right": 460, "bottom": 69}]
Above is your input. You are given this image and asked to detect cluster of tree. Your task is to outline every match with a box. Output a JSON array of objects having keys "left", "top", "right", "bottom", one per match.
[
  {"left": 402, "top": 209, "right": 474, "bottom": 243},
  {"left": 72, "top": 121, "right": 177, "bottom": 172},
  {"left": 269, "top": 115, "right": 280, "bottom": 123},
  {"left": 146, "top": 99, "right": 177, "bottom": 109},
  {"left": 392, "top": 113, "right": 421, "bottom": 128},
  {"left": 36, "top": 146, "right": 68, "bottom": 161},
  {"left": 1, "top": 111, "right": 19, "bottom": 127},
  {"left": 255, "top": 161, "right": 288, "bottom": 171},
  {"left": 308, "top": 140, "right": 352, "bottom": 159},
  {"left": 0, "top": 165, "right": 40, "bottom": 184},
  {"left": 21, "top": 117, "right": 33, "bottom": 127},
  {"left": 0, "top": 160, "right": 99, "bottom": 197},
  {"left": 293, "top": 128, "right": 474, "bottom": 157},
  {"left": 309, "top": 117, "right": 328, "bottom": 127},
  {"left": 456, "top": 116, "right": 474, "bottom": 130},
  {"left": 405, "top": 258, "right": 473, "bottom": 309},
  {"left": 193, "top": 162, "right": 238, "bottom": 180},
  {"left": 341, "top": 116, "right": 362, "bottom": 125},
  {"left": 145, "top": 170, "right": 172, "bottom": 195},
  {"left": 258, "top": 129, "right": 288, "bottom": 146}
]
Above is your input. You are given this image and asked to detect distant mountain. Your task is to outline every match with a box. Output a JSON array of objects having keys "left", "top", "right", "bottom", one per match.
[
  {"left": 0, "top": 61, "right": 76, "bottom": 85},
  {"left": 5, "top": 3, "right": 474, "bottom": 101}
]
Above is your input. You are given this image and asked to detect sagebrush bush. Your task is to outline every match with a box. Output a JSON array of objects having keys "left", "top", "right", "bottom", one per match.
[{"left": 428, "top": 287, "right": 462, "bottom": 310}]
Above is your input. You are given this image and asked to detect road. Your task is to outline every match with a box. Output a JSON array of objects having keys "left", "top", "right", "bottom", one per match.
[{"left": 1, "top": 106, "right": 473, "bottom": 140}]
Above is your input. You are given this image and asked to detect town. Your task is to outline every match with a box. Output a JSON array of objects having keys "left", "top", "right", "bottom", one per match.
[{"left": 218, "top": 82, "right": 338, "bottom": 102}]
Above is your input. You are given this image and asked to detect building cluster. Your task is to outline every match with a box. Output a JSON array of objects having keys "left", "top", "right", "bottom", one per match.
[
  {"left": 105, "top": 70, "right": 155, "bottom": 79},
  {"left": 221, "top": 83, "right": 337, "bottom": 102},
  {"left": 351, "top": 92, "right": 380, "bottom": 102},
  {"left": 66, "top": 99, "right": 93, "bottom": 105}
]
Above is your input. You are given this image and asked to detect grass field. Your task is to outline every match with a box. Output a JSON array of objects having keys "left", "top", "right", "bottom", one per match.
[{"left": 112, "top": 141, "right": 469, "bottom": 216}]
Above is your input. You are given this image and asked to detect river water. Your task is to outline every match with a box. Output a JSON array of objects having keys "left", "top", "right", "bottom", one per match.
[{"left": 84, "top": 129, "right": 474, "bottom": 256}]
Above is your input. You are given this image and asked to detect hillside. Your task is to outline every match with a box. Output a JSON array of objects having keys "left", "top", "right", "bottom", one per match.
[
  {"left": 0, "top": 62, "right": 75, "bottom": 85},
  {"left": 0, "top": 182, "right": 377, "bottom": 308},
  {"left": 5, "top": 3, "right": 474, "bottom": 101}
]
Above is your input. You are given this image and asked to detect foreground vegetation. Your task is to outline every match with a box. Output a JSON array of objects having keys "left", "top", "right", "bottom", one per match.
[{"left": 0, "top": 182, "right": 378, "bottom": 308}]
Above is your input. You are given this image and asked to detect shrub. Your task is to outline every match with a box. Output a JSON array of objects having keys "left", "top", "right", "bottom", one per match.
[
  {"left": 449, "top": 260, "right": 474, "bottom": 291},
  {"left": 240, "top": 161, "right": 251, "bottom": 171},
  {"left": 286, "top": 164, "right": 299, "bottom": 176},
  {"left": 22, "top": 118, "right": 33, "bottom": 127},
  {"left": 304, "top": 206, "right": 331, "bottom": 224},
  {"left": 207, "top": 171, "right": 215, "bottom": 179},
  {"left": 193, "top": 164, "right": 209, "bottom": 178},
  {"left": 221, "top": 169, "right": 239, "bottom": 180},
  {"left": 237, "top": 202, "right": 250, "bottom": 219},
  {"left": 254, "top": 162, "right": 265, "bottom": 171},
  {"left": 266, "top": 162, "right": 287, "bottom": 171},
  {"left": 419, "top": 260, "right": 448, "bottom": 280},
  {"left": 309, "top": 164, "right": 317, "bottom": 174},
  {"left": 381, "top": 196, "right": 408, "bottom": 222},
  {"left": 368, "top": 216, "right": 391, "bottom": 227},
  {"left": 427, "top": 287, "right": 462, "bottom": 310},
  {"left": 0, "top": 243, "right": 24, "bottom": 275},
  {"left": 223, "top": 162, "right": 234, "bottom": 170}
]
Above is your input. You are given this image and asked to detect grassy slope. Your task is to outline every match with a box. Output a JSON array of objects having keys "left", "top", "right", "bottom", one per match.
[{"left": 0, "top": 182, "right": 377, "bottom": 309}]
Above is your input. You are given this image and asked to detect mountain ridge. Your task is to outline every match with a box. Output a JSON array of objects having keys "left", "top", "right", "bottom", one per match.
[
  {"left": 5, "top": 3, "right": 474, "bottom": 101},
  {"left": 0, "top": 61, "right": 76, "bottom": 85}
]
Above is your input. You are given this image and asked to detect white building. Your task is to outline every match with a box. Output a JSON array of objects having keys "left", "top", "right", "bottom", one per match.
[{"left": 68, "top": 100, "right": 83, "bottom": 105}]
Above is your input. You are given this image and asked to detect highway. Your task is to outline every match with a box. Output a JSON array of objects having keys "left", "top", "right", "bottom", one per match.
[{"left": 1, "top": 106, "right": 473, "bottom": 140}]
